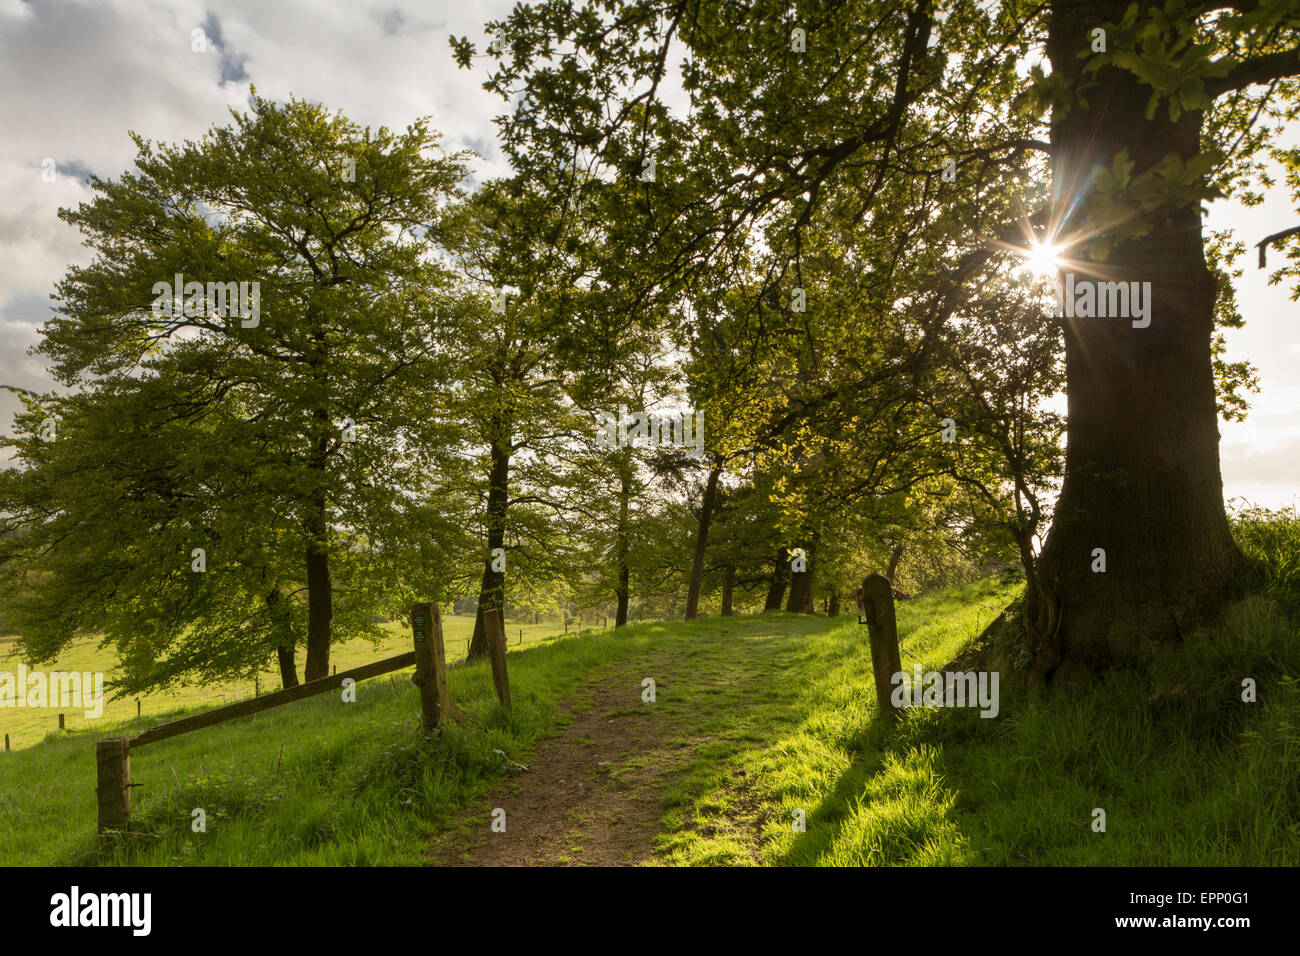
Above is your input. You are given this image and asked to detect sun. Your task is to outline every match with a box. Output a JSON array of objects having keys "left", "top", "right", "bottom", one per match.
[{"left": 1023, "top": 241, "right": 1063, "bottom": 278}]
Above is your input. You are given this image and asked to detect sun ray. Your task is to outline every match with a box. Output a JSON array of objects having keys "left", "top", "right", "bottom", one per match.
[{"left": 1023, "top": 240, "right": 1062, "bottom": 278}]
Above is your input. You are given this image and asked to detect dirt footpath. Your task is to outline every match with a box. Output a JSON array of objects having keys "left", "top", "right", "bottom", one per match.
[{"left": 427, "top": 662, "right": 681, "bottom": 866}]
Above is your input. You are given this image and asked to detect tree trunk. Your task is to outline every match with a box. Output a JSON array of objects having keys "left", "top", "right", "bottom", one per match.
[
  {"left": 1028, "top": 1, "right": 1247, "bottom": 683},
  {"left": 302, "top": 360, "right": 334, "bottom": 684},
  {"left": 886, "top": 543, "right": 905, "bottom": 583},
  {"left": 266, "top": 587, "right": 299, "bottom": 688},
  {"left": 467, "top": 432, "right": 511, "bottom": 661},
  {"left": 303, "top": 535, "right": 333, "bottom": 682},
  {"left": 785, "top": 537, "right": 816, "bottom": 614},
  {"left": 721, "top": 564, "right": 736, "bottom": 616},
  {"left": 302, "top": 449, "right": 335, "bottom": 684},
  {"left": 684, "top": 460, "right": 722, "bottom": 620},
  {"left": 764, "top": 547, "right": 789, "bottom": 611},
  {"left": 615, "top": 458, "right": 631, "bottom": 627},
  {"left": 828, "top": 588, "right": 840, "bottom": 617},
  {"left": 276, "top": 645, "right": 299, "bottom": 689}
]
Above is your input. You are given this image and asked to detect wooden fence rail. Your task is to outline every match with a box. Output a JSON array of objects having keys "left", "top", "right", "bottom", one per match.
[
  {"left": 131, "top": 652, "right": 417, "bottom": 749},
  {"left": 96, "top": 602, "right": 456, "bottom": 836}
]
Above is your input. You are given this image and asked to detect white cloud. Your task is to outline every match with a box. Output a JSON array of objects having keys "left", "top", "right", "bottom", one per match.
[
  {"left": 0, "top": 0, "right": 1297, "bottom": 512},
  {"left": 0, "top": 0, "right": 515, "bottom": 463}
]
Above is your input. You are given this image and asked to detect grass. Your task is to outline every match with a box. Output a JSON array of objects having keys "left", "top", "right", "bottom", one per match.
[
  {"left": 1, "top": 563, "right": 1296, "bottom": 866},
  {"left": 0, "top": 616, "right": 655, "bottom": 865},
  {"left": 0, "top": 614, "right": 573, "bottom": 751},
  {"left": 651, "top": 576, "right": 1300, "bottom": 866}
]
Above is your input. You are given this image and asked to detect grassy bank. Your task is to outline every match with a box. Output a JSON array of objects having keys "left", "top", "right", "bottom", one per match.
[{"left": 654, "top": 581, "right": 1300, "bottom": 866}]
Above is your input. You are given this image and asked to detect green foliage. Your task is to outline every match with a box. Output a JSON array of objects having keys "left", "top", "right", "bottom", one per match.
[{"left": 0, "top": 94, "right": 474, "bottom": 691}]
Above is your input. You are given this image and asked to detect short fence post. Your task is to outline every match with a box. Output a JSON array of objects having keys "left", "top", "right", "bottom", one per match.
[
  {"left": 96, "top": 737, "right": 131, "bottom": 834},
  {"left": 411, "top": 603, "right": 451, "bottom": 731},
  {"left": 4, "top": 733, "right": 9, "bottom": 751},
  {"left": 58, "top": 713, "right": 65, "bottom": 731},
  {"left": 136, "top": 699, "right": 141, "bottom": 718},
  {"left": 483, "top": 609, "right": 512, "bottom": 709},
  {"left": 860, "top": 573, "right": 902, "bottom": 723}
]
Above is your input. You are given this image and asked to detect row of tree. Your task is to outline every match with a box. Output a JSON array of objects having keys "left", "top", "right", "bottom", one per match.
[
  {"left": 2, "top": 0, "right": 1296, "bottom": 693},
  {"left": 0, "top": 89, "right": 1033, "bottom": 694}
]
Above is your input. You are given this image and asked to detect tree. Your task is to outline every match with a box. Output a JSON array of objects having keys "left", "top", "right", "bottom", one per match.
[
  {"left": 461, "top": 0, "right": 1297, "bottom": 681},
  {"left": 440, "top": 179, "right": 597, "bottom": 660},
  {"left": 0, "top": 93, "right": 472, "bottom": 691},
  {"left": 1025, "top": 0, "right": 1297, "bottom": 681}
]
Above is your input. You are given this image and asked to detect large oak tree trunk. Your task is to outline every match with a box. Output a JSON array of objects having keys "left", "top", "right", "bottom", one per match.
[
  {"left": 684, "top": 461, "right": 722, "bottom": 620},
  {"left": 467, "top": 434, "right": 511, "bottom": 661},
  {"left": 1028, "top": 1, "right": 1246, "bottom": 683}
]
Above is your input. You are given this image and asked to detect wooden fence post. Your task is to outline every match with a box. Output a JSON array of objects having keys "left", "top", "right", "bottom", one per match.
[
  {"left": 96, "top": 736, "right": 131, "bottom": 834},
  {"left": 482, "top": 609, "right": 512, "bottom": 709},
  {"left": 4, "top": 733, "right": 9, "bottom": 751},
  {"left": 411, "top": 603, "right": 451, "bottom": 731},
  {"left": 860, "top": 573, "right": 902, "bottom": 723},
  {"left": 58, "top": 713, "right": 65, "bottom": 731}
]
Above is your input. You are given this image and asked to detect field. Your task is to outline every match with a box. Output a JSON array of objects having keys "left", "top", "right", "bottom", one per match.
[
  {"left": 2, "top": 577, "right": 1296, "bottom": 867},
  {"left": 0, "top": 615, "right": 572, "bottom": 751}
]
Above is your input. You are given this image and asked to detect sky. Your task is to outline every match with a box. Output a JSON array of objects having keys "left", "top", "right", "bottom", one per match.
[{"left": 0, "top": 0, "right": 1296, "bottom": 511}]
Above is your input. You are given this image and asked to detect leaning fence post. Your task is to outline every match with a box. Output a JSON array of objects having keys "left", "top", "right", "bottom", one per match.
[
  {"left": 483, "top": 609, "right": 512, "bottom": 709},
  {"left": 96, "top": 736, "right": 131, "bottom": 834},
  {"left": 860, "top": 573, "right": 902, "bottom": 723},
  {"left": 411, "top": 603, "right": 451, "bottom": 731}
]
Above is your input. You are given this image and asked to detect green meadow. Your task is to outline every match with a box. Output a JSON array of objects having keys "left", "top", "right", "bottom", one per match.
[{"left": 0, "top": 615, "right": 570, "bottom": 751}]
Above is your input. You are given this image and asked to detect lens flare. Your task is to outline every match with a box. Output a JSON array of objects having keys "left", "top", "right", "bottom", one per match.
[{"left": 1023, "top": 241, "right": 1062, "bottom": 278}]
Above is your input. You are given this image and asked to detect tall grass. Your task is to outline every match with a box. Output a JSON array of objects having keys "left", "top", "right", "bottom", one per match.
[{"left": 1231, "top": 503, "right": 1300, "bottom": 617}]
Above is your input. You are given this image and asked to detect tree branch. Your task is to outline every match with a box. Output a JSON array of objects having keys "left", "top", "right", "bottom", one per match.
[
  {"left": 1206, "top": 48, "right": 1300, "bottom": 99},
  {"left": 1256, "top": 225, "right": 1300, "bottom": 267}
]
